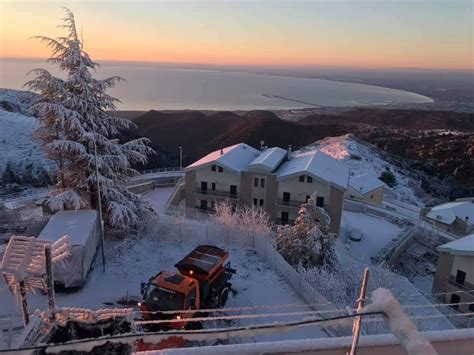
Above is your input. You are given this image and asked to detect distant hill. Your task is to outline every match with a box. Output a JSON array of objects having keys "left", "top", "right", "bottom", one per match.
[
  {"left": 131, "top": 109, "right": 348, "bottom": 162},
  {"left": 299, "top": 108, "right": 474, "bottom": 131}
]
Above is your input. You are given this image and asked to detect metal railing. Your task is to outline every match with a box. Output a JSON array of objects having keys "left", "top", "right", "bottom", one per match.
[
  {"left": 137, "top": 167, "right": 182, "bottom": 175},
  {"left": 194, "top": 188, "right": 239, "bottom": 199},
  {"left": 276, "top": 199, "right": 303, "bottom": 208},
  {"left": 447, "top": 276, "right": 474, "bottom": 293}
]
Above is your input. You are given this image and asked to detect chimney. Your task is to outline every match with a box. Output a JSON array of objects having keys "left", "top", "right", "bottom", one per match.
[
  {"left": 287, "top": 145, "right": 292, "bottom": 160},
  {"left": 260, "top": 140, "right": 265, "bottom": 151}
]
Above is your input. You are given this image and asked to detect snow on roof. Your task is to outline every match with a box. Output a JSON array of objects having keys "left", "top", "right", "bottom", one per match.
[
  {"left": 349, "top": 173, "right": 385, "bottom": 195},
  {"left": 38, "top": 210, "right": 98, "bottom": 246},
  {"left": 426, "top": 201, "right": 474, "bottom": 226},
  {"left": 276, "top": 149, "right": 349, "bottom": 190},
  {"left": 437, "top": 234, "right": 474, "bottom": 256},
  {"left": 185, "top": 143, "right": 260, "bottom": 174},
  {"left": 249, "top": 147, "right": 287, "bottom": 172}
]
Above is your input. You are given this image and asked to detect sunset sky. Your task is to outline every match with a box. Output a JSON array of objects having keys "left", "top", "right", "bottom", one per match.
[{"left": 1, "top": 0, "right": 472, "bottom": 70}]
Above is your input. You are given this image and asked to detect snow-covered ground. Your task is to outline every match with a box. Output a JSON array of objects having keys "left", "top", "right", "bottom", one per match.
[
  {"left": 145, "top": 187, "right": 175, "bottom": 213},
  {"left": 316, "top": 135, "right": 424, "bottom": 205},
  {"left": 341, "top": 211, "right": 402, "bottom": 261},
  {"left": 0, "top": 221, "right": 326, "bottom": 347}
]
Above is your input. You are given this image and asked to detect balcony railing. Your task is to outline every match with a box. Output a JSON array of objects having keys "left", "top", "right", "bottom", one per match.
[
  {"left": 194, "top": 188, "right": 239, "bottom": 199},
  {"left": 447, "top": 275, "right": 474, "bottom": 293},
  {"left": 276, "top": 199, "right": 305, "bottom": 208}
]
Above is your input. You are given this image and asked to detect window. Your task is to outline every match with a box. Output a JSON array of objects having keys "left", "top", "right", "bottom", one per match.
[
  {"left": 230, "top": 185, "right": 237, "bottom": 196},
  {"left": 211, "top": 165, "right": 216, "bottom": 172},
  {"left": 259, "top": 199, "right": 264, "bottom": 207},
  {"left": 281, "top": 212, "right": 289, "bottom": 224},
  {"left": 260, "top": 178, "right": 265, "bottom": 188},
  {"left": 316, "top": 196, "right": 324, "bottom": 207},
  {"left": 370, "top": 194, "right": 374, "bottom": 200},
  {"left": 283, "top": 192, "right": 290, "bottom": 203},
  {"left": 306, "top": 195, "right": 310, "bottom": 203},
  {"left": 299, "top": 175, "right": 305, "bottom": 182},
  {"left": 200, "top": 200, "right": 208, "bottom": 210},
  {"left": 254, "top": 177, "right": 259, "bottom": 187},
  {"left": 469, "top": 303, "right": 474, "bottom": 312},
  {"left": 307, "top": 176, "right": 313, "bottom": 183},
  {"left": 450, "top": 294, "right": 461, "bottom": 310},
  {"left": 201, "top": 181, "right": 208, "bottom": 192},
  {"left": 211, "top": 183, "right": 216, "bottom": 190},
  {"left": 218, "top": 166, "right": 223, "bottom": 173},
  {"left": 211, "top": 201, "right": 215, "bottom": 210},
  {"left": 253, "top": 198, "right": 258, "bottom": 206},
  {"left": 455, "top": 270, "right": 466, "bottom": 285},
  {"left": 186, "top": 287, "right": 197, "bottom": 309}
]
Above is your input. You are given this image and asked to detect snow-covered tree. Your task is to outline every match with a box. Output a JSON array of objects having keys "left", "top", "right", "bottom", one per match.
[
  {"left": 276, "top": 193, "right": 336, "bottom": 268},
  {"left": 210, "top": 201, "right": 272, "bottom": 245},
  {"left": 238, "top": 205, "right": 272, "bottom": 240},
  {"left": 24, "top": 8, "right": 154, "bottom": 228}
]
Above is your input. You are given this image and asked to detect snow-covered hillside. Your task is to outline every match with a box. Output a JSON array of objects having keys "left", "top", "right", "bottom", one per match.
[
  {"left": 0, "top": 89, "right": 51, "bottom": 188},
  {"left": 314, "top": 134, "right": 433, "bottom": 205}
]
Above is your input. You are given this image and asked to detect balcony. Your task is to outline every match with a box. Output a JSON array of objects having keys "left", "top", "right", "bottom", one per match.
[
  {"left": 446, "top": 275, "right": 474, "bottom": 293},
  {"left": 276, "top": 199, "right": 305, "bottom": 208},
  {"left": 194, "top": 188, "right": 239, "bottom": 200}
]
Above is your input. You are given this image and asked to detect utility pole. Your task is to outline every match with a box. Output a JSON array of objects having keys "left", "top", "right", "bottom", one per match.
[
  {"left": 92, "top": 133, "right": 106, "bottom": 272},
  {"left": 349, "top": 267, "right": 370, "bottom": 355},
  {"left": 179, "top": 146, "right": 183, "bottom": 171}
]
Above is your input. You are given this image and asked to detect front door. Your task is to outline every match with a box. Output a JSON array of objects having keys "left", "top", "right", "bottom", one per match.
[
  {"left": 281, "top": 212, "right": 289, "bottom": 224},
  {"left": 200, "top": 200, "right": 208, "bottom": 210},
  {"left": 201, "top": 181, "right": 208, "bottom": 192}
]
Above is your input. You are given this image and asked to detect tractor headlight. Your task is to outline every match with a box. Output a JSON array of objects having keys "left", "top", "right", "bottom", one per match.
[
  {"left": 176, "top": 315, "right": 181, "bottom": 320},
  {"left": 137, "top": 302, "right": 141, "bottom": 307}
]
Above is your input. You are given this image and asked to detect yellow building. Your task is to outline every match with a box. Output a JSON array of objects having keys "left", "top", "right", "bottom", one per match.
[{"left": 347, "top": 173, "right": 385, "bottom": 206}]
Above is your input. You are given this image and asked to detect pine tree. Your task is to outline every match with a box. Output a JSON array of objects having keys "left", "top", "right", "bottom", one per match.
[
  {"left": 24, "top": 8, "right": 154, "bottom": 228},
  {"left": 276, "top": 192, "right": 336, "bottom": 268}
]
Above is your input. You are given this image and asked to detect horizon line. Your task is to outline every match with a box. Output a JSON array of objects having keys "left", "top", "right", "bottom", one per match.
[{"left": 1, "top": 56, "right": 473, "bottom": 73}]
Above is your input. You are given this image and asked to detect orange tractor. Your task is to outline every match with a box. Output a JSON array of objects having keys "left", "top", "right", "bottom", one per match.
[{"left": 139, "top": 245, "right": 236, "bottom": 331}]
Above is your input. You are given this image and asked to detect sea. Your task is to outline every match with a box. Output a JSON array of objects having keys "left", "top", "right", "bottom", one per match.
[{"left": 0, "top": 59, "right": 433, "bottom": 111}]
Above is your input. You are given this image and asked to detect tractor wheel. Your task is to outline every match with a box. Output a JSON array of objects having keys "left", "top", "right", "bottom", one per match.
[{"left": 218, "top": 287, "right": 229, "bottom": 308}]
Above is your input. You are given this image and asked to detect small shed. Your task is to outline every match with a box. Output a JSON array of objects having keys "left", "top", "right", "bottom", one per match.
[
  {"left": 348, "top": 174, "right": 385, "bottom": 206},
  {"left": 38, "top": 210, "right": 100, "bottom": 288}
]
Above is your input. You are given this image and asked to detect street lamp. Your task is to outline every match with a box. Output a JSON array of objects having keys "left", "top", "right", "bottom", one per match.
[{"left": 179, "top": 146, "right": 183, "bottom": 171}]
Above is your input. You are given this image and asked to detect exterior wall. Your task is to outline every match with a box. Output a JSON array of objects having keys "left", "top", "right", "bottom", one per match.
[
  {"left": 277, "top": 176, "right": 330, "bottom": 202},
  {"left": 195, "top": 164, "right": 241, "bottom": 193},
  {"left": 184, "top": 170, "right": 196, "bottom": 218},
  {"left": 451, "top": 255, "right": 474, "bottom": 284},
  {"left": 433, "top": 252, "right": 474, "bottom": 313},
  {"left": 432, "top": 252, "right": 455, "bottom": 294},
  {"left": 241, "top": 170, "right": 278, "bottom": 220},
  {"left": 347, "top": 186, "right": 384, "bottom": 206},
  {"left": 327, "top": 185, "right": 344, "bottom": 235}
]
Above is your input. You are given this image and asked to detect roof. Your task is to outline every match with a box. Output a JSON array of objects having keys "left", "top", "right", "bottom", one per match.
[
  {"left": 249, "top": 147, "right": 287, "bottom": 172},
  {"left": 276, "top": 149, "right": 349, "bottom": 190},
  {"left": 349, "top": 173, "right": 385, "bottom": 195},
  {"left": 38, "top": 210, "right": 98, "bottom": 246},
  {"left": 437, "top": 234, "right": 474, "bottom": 256},
  {"left": 185, "top": 143, "right": 260, "bottom": 174},
  {"left": 426, "top": 201, "right": 474, "bottom": 226}
]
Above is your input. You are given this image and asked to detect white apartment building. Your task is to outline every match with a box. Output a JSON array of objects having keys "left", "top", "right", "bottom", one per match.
[{"left": 183, "top": 143, "right": 349, "bottom": 234}]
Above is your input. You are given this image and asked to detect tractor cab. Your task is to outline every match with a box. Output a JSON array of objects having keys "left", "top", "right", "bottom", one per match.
[{"left": 140, "top": 271, "right": 199, "bottom": 328}]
